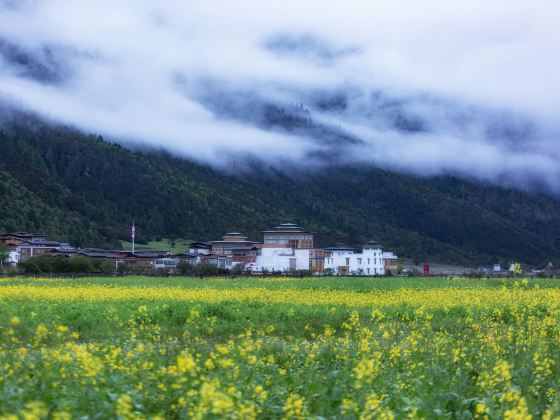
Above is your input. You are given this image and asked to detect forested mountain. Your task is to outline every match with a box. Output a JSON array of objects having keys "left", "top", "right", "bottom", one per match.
[{"left": 1, "top": 114, "right": 559, "bottom": 266}]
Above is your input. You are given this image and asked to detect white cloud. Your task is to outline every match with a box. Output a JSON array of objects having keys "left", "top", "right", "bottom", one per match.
[{"left": 0, "top": 0, "right": 559, "bottom": 191}]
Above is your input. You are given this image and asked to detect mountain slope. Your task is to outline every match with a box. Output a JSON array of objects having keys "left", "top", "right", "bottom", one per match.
[{"left": 0, "top": 115, "right": 559, "bottom": 265}]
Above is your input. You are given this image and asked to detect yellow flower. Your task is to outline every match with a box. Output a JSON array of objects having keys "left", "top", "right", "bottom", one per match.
[
  {"left": 354, "top": 359, "right": 377, "bottom": 387},
  {"left": 176, "top": 350, "right": 197, "bottom": 374},
  {"left": 284, "top": 393, "right": 305, "bottom": 418},
  {"left": 362, "top": 394, "right": 394, "bottom": 420},
  {"left": 116, "top": 394, "right": 133, "bottom": 417},
  {"left": 10, "top": 316, "right": 20, "bottom": 326},
  {"left": 215, "top": 344, "right": 229, "bottom": 355},
  {"left": 341, "top": 398, "right": 358, "bottom": 415},
  {"left": 20, "top": 401, "right": 48, "bottom": 420}
]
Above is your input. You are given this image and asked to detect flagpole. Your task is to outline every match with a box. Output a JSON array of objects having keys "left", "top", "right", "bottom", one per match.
[{"left": 132, "top": 221, "right": 135, "bottom": 255}]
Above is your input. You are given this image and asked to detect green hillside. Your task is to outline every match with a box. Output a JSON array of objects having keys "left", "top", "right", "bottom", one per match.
[
  {"left": 1, "top": 115, "right": 559, "bottom": 265},
  {"left": 119, "top": 238, "right": 192, "bottom": 254}
]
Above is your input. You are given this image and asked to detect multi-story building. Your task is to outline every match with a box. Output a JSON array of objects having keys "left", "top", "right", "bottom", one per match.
[
  {"left": 211, "top": 233, "right": 255, "bottom": 256},
  {"left": 188, "top": 226, "right": 398, "bottom": 276},
  {"left": 210, "top": 233, "right": 257, "bottom": 269},
  {"left": 255, "top": 223, "right": 321, "bottom": 273},
  {"left": 383, "top": 252, "right": 399, "bottom": 275},
  {"left": 310, "top": 248, "right": 328, "bottom": 273},
  {"left": 261, "top": 223, "right": 314, "bottom": 249},
  {"left": 324, "top": 241, "right": 385, "bottom": 276}
]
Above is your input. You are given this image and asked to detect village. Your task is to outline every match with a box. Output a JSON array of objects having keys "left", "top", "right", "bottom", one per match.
[
  {"left": 0, "top": 223, "right": 401, "bottom": 276},
  {"left": 1, "top": 223, "right": 557, "bottom": 277}
]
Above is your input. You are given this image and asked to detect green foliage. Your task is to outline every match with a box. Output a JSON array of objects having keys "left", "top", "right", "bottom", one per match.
[
  {"left": 98, "top": 261, "right": 116, "bottom": 274},
  {"left": 1, "top": 276, "right": 560, "bottom": 417},
  {"left": 1, "top": 116, "right": 560, "bottom": 265},
  {"left": 230, "top": 264, "right": 245, "bottom": 275},
  {"left": 512, "top": 262, "right": 523, "bottom": 277},
  {"left": 176, "top": 261, "right": 194, "bottom": 276},
  {"left": 68, "top": 255, "right": 94, "bottom": 273},
  {"left": 18, "top": 255, "right": 100, "bottom": 274}
]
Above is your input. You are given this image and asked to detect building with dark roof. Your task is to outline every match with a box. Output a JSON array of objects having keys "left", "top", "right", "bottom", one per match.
[
  {"left": 211, "top": 233, "right": 255, "bottom": 256},
  {"left": 19, "top": 240, "right": 66, "bottom": 261},
  {"left": 1, "top": 232, "right": 48, "bottom": 247},
  {"left": 261, "top": 223, "right": 314, "bottom": 249}
]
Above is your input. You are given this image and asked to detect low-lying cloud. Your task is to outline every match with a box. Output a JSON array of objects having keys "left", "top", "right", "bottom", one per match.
[{"left": 0, "top": 0, "right": 559, "bottom": 191}]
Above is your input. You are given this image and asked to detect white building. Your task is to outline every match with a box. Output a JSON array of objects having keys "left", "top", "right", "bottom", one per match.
[
  {"left": 324, "top": 241, "right": 385, "bottom": 276},
  {"left": 254, "top": 223, "right": 317, "bottom": 273}
]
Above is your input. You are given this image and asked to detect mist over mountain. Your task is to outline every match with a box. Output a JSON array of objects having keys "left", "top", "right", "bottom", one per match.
[
  {"left": 1, "top": 113, "right": 560, "bottom": 266},
  {"left": 0, "top": 0, "right": 559, "bottom": 192},
  {"left": 0, "top": 1, "right": 559, "bottom": 265}
]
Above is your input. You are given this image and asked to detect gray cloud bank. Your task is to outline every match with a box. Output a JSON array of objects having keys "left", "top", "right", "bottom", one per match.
[{"left": 0, "top": 0, "right": 559, "bottom": 192}]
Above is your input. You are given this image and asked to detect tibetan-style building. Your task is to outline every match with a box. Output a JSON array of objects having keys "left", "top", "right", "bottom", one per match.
[{"left": 260, "top": 223, "right": 314, "bottom": 249}]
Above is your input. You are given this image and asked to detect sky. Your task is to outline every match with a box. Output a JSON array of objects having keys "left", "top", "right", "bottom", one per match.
[{"left": 0, "top": 0, "right": 559, "bottom": 192}]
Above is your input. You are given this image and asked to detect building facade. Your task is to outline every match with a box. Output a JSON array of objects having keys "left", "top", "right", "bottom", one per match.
[
  {"left": 18, "top": 240, "right": 67, "bottom": 262},
  {"left": 209, "top": 233, "right": 257, "bottom": 269},
  {"left": 254, "top": 248, "right": 312, "bottom": 273},
  {"left": 255, "top": 223, "right": 319, "bottom": 273},
  {"left": 324, "top": 241, "right": 385, "bottom": 276},
  {"left": 261, "top": 223, "right": 314, "bottom": 249},
  {"left": 382, "top": 252, "right": 399, "bottom": 275},
  {"left": 0, "top": 232, "right": 48, "bottom": 247}
]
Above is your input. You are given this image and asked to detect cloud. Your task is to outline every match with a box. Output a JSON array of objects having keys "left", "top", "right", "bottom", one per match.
[{"left": 0, "top": 0, "right": 559, "bottom": 191}]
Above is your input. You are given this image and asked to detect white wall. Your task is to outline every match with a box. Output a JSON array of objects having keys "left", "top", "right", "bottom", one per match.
[
  {"left": 255, "top": 248, "right": 310, "bottom": 272},
  {"left": 325, "top": 248, "right": 384, "bottom": 275},
  {"left": 189, "top": 248, "right": 210, "bottom": 255},
  {"left": 382, "top": 252, "right": 398, "bottom": 261}
]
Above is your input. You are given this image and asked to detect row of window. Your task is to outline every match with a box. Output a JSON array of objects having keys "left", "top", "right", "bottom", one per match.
[
  {"left": 325, "top": 257, "right": 380, "bottom": 265},
  {"left": 263, "top": 234, "right": 313, "bottom": 241}
]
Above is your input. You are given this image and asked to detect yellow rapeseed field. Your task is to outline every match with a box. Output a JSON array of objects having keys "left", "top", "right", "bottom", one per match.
[
  {"left": 0, "top": 276, "right": 559, "bottom": 418},
  {"left": 0, "top": 282, "right": 558, "bottom": 307}
]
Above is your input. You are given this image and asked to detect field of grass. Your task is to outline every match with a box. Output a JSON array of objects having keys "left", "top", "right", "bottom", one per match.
[
  {"left": 1, "top": 276, "right": 560, "bottom": 418},
  {"left": 119, "top": 238, "right": 191, "bottom": 254}
]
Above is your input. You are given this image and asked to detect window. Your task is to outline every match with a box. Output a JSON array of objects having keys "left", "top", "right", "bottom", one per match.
[
  {"left": 367, "top": 258, "right": 370, "bottom": 264},
  {"left": 357, "top": 258, "right": 362, "bottom": 264},
  {"left": 367, "top": 268, "right": 370, "bottom": 274},
  {"left": 346, "top": 258, "right": 350, "bottom": 265}
]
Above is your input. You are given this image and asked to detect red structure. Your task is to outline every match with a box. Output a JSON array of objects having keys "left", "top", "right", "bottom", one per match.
[{"left": 423, "top": 263, "right": 430, "bottom": 277}]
